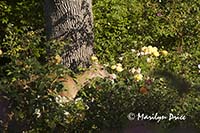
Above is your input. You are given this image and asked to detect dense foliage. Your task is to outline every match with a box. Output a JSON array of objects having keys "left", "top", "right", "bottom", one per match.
[{"left": 0, "top": 0, "right": 200, "bottom": 132}]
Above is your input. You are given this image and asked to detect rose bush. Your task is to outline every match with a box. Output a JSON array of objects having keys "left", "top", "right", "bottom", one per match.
[{"left": 0, "top": 0, "right": 200, "bottom": 132}]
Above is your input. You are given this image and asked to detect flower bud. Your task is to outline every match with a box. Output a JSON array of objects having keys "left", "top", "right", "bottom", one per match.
[{"left": 160, "top": 50, "right": 168, "bottom": 56}]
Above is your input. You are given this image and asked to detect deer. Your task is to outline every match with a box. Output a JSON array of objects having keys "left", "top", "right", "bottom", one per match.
[{"left": 54, "top": 61, "right": 115, "bottom": 101}]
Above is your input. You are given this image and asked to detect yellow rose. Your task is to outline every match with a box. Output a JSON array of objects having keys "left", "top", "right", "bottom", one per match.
[
  {"left": 160, "top": 50, "right": 168, "bottom": 56},
  {"left": 147, "top": 46, "right": 158, "bottom": 54},
  {"left": 134, "top": 74, "right": 143, "bottom": 82},
  {"left": 0, "top": 49, "right": 2, "bottom": 55},
  {"left": 55, "top": 55, "right": 62, "bottom": 64},
  {"left": 147, "top": 46, "right": 153, "bottom": 49},
  {"left": 151, "top": 47, "right": 158, "bottom": 53},
  {"left": 111, "top": 65, "right": 117, "bottom": 70},
  {"left": 116, "top": 66, "right": 123, "bottom": 72},
  {"left": 141, "top": 46, "right": 148, "bottom": 51},
  {"left": 141, "top": 46, "right": 149, "bottom": 55},
  {"left": 153, "top": 51, "right": 160, "bottom": 57},
  {"left": 91, "top": 55, "right": 98, "bottom": 62},
  {"left": 147, "top": 46, "right": 153, "bottom": 53}
]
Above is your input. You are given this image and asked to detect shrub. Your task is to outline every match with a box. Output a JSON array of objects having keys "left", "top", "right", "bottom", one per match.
[
  {"left": 0, "top": 27, "right": 86, "bottom": 132},
  {"left": 93, "top": 0, "right": 200, "bottom": 62},
  {"left": 1, "top": 0, "right": 200, "bottom": 132}
]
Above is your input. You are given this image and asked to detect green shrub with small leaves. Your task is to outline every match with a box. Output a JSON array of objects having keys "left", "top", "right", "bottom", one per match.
[
  {"left": 0, "top": 27, "right": 89, "bottom": 132},
  {"left": 93, "top": 0, "right": 200, "bottom": 62},
  {"left": 0, "top": 0, "right": 200, "bottom": 132}
]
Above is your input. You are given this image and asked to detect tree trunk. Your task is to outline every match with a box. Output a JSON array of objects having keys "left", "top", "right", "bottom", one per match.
[{"left": 44, "top": 0, "right": 94, "bottom": 71}]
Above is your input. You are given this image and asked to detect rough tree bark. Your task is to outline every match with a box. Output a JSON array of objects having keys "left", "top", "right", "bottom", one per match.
[{"left": 44, "top": 0, "right": 94, "bottom": 71}]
